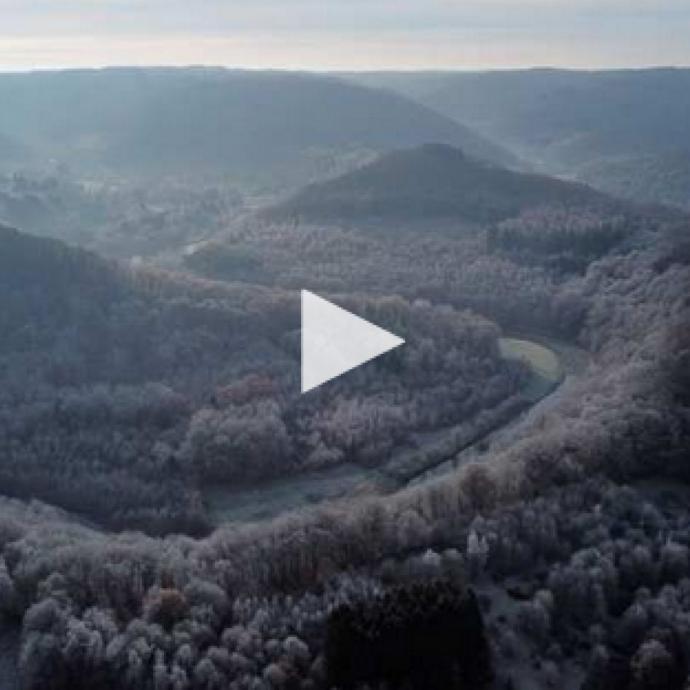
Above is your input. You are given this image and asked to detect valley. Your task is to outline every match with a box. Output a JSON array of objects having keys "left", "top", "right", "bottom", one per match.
[
  {"left": 345, "top": 69, "right": 690, "bottom": 211},
  {"left": 206, "top": 334, "right": 575, "bottom": 525},
  {"left": 0, "top": 66, "right": 688, "bottom": 690}
]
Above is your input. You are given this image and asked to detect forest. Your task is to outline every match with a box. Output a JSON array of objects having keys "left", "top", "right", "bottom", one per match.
[
  {"left": 347, "top": 68, "right": 690, "bottom": 210},
  {"left": 0, "top": 223, "right": 526, "bottom": 533},
  {"left": 0, "top": 66, "right": 689, "bottom": 690}
]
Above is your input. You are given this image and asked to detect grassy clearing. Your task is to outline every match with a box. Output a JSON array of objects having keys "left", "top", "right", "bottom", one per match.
[
  {"left": 208, "top": 338, "right": 566, "bottom": 525},
  {"left": 499, "top": 337, "right": 563, "bottom": 401},
  {"left": 206, "top": 463, "right": 374, "bottom": 524}
]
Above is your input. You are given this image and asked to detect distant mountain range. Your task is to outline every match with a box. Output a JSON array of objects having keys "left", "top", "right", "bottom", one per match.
[
  {"left": 344, "top": 69, "right": 690, "bottom": 208},
  {"left": 266, "top": 143, "right": 620, "bottom": 226},
  {"left": 0, "top": 68, "right": 515, "bottom": 186}
]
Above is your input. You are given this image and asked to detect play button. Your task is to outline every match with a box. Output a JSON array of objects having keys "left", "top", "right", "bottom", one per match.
[{"left": 301, "top": 290, "right": 405, "bottom": 393}]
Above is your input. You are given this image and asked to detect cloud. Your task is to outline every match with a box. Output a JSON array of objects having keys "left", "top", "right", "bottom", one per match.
[
  {"left": 0, "top": 1, "right": 688, "bottom": 69},
  {"left": 1, "top": 1, "right": 688, "bottom": 34}
]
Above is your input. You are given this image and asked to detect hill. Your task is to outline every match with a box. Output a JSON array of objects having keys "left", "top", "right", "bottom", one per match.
[
  {"left": 576, "top": 151, "right": 690, "bottom": 211},
  {"left": 0, "top": 68, "right": 515, "bottom": 185},
  {"left": 344, "top": 69, "right": 690, "bottom": 205},
  {"left": 2, "top": 198, "right": 689, "bottom": 690},
  {"left": 1, "top": 69, "right": 690, "bottom": 690},
  {"left": 0, "top": 224, "right": 295, "bottom": 533},
  {"left": 265, "top": 143, "right": 620, "bottom": 226},
  {"left": 195, "top": 143, "right": 667, "bottom": 338},
  {"left": 0, "top": 225, "right": 522, "bottom": 533}
]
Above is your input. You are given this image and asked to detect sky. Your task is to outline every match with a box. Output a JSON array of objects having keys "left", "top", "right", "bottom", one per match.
[{"left": 1, "top": 0, "right": 689, "bottom": 71}]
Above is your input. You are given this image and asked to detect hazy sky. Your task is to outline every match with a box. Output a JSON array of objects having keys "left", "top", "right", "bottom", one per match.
[{"left": 1, "top": 0, "right": 689, "bottom": 71}]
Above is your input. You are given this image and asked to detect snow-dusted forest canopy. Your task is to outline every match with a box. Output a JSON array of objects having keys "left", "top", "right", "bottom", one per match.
[{"left": 0, "top": 68, "right": 689, "bottom": 690}]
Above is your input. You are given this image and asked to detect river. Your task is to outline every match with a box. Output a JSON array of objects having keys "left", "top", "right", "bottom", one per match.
[
  {"left": 207, "top": 334, "right": 588, "bottom": 524},
  {"left": 408, "top": 335, "right": 589, "bottom": 484}
]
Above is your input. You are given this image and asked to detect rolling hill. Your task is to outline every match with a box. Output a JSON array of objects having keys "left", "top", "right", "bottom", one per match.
[
  {"left": 0, "top": 224, "right": 521, "bottom": 534},
  {"left": 0, "top": 223, "right": 298, "bottom": 533},
  {"left": 0, "top": 68, "right": 515, "bottom": 185},
  {"left": 576, "top": 152, "right": 690, "bottom": 211},
  {"left": 346, "top": 69, "right": 690, "bottom": 165},
  {"left": 265, "top": 143, "right": 621, "bottom": 226},
  {"left": 2, "top": 66, "right": 690, "bottom": 690},
  {"left": 345, "top": 69, "right": 690, "bottom": 207}
]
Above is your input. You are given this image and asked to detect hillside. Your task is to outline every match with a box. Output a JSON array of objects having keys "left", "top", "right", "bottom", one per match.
[
  {"left": 576, "top": 151, "right": 690, "bottom": 211},
  {"left": 192, "top": 144, "right": 671, "bottom": 342},
  {"left": 0, "top": 68, "right": 515, "bottom": 185},
  {"left": 0, "top": 172, "right": 247, "bottom": 260},
  {"left": 265, "top": 143, "right": 620, "bottom": 226},
  {"left": 2, "top": 64, "right": 690, "bottom": 690},
  {"left": 345, "top": 69, "right": 690, "bottom": 205},
  {"left": 0, "top": 224, "right": 294, "bottom": 533},
  {"left": 0, "top": 224, "right": 524, "bottom": 533},
  {"left": 2, "top": 203, "right": 689, "bottom": 690}
]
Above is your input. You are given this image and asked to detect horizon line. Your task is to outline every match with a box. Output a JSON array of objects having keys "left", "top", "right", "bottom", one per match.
[{"left": 1, "top": 63, "right": 690, "bottom": 75}]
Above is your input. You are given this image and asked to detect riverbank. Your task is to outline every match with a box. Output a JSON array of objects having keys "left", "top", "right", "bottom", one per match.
[
  {"left": 411, "top": 334, "right": 589, "bottom": 484},
  {"left": 207, "top": 334, "right": 587, "bottom": 525}
]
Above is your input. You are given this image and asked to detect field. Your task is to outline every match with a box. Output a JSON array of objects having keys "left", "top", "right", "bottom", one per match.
[
  {"left": 206, "top": 463, "right": 375, "bottom": 524},
  {"left": 499, "top": 337, "right": 563, "bottom": 400}
]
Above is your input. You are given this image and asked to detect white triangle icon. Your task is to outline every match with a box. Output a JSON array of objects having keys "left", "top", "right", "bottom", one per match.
[{"left": 301, "top": 290, "right": 405, "bottom": 393}]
